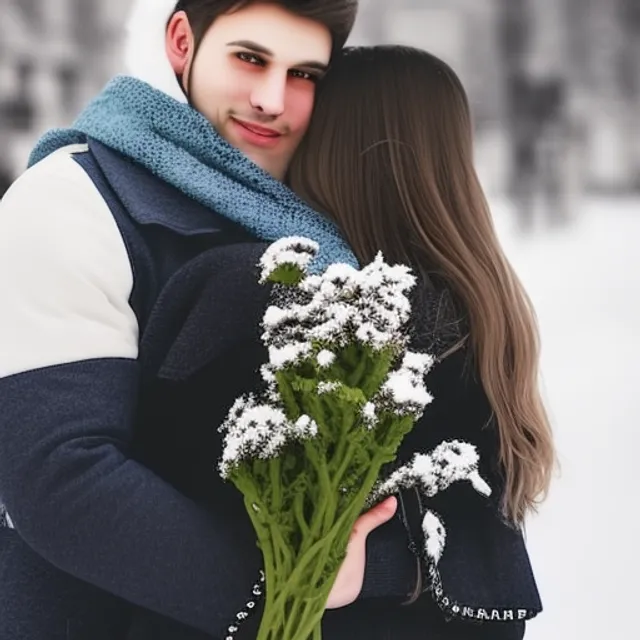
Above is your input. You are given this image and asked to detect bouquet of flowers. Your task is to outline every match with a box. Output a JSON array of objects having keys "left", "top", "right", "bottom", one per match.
[{"left": 218, "top": 237, "right": 435, "bottom": 640}]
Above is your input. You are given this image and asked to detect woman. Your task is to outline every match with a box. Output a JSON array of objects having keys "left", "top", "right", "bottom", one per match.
[
  {"left": 286, "top": 44, "right": 555, "bottom": 637},
  {"left": 289, "top": 45, "right": 554, "bottom": 528}
]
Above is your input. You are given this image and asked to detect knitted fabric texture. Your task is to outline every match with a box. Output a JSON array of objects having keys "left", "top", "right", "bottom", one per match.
[{"left": 28, "top": 75, "right": 357, "bottom": 273}]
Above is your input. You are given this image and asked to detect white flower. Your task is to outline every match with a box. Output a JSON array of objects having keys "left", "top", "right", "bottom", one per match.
[
  {"left": 382, "top": 369, "right": 432, "bottom": 406},
  {"left": 401, "top": 351, "right": 435, "bottom": 376},
  {"left": 361, "top": 402, "right": 377, "bottom": 428},
  {"left": 299, "top": 274, "right": 323, "bottom": 294},
  {"left": 316, "top": 350, "right": 336, "bottom": 368},
  {"left": 221, "top": 239, "right": 436, "bottom": 480},
  {"left": 219, "top": 395, "right": 318, "bottom": 477},
  {"left": 368, "top": 440, "right": 492, "bottom": 504},
  {"left": 318, "top": 381, "right": 341, "bottom": 394},
  {"left": 375, "top": 354, "right": 434, "bottom": 419},
  {"left": 260, "top": 364, "right": 277, "bottom": 384},
  {"left": 354, "top": 322, "right": 390, "bottom": 350},
  {"left": 218, "top": 395, "right": 255, "bottom": 433},
  {"left": 295, "top": 414, "right": 314, "bottom": 431},
  {"left": 366, "top": 440, "right": 493, "bottom": 568},
  {"left": 259, "top": 237, "right": 319, "bottom": 283},
  {"left": 424, "top": 441, "right": 492, "bottom": 497},
  {"left": 268, "top": 342, "right": 312, "bottom": 369},
  {"left": 422, "top": 510, "right": 447, "bottom": 563},
  {"left": 260, "top": 241, "right": 418, "bottom": 355},
  {"left": 263, "top": 305, "right": 290, "bottom": 327}
]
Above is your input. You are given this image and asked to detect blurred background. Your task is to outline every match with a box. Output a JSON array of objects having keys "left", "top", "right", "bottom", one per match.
[{"left": 1, "top": 0, "right": 638, "bottom": 638}]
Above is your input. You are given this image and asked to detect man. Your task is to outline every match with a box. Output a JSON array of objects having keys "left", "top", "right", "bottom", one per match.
[
  {"left": 165, "top": 1, "right": 333, "bottom": 180},
  {"left": 0, "top": 2, "right": 418, "bottom": 638}
]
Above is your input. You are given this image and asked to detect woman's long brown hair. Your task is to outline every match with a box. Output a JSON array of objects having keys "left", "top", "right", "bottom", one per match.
[{"left": 288, "top": 46, "right": 555, "bottom": 524}]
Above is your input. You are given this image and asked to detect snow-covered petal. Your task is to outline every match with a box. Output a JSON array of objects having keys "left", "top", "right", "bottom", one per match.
[
  {"left": 268, "top": 342, "right": 312, "bottom": 369},
  {"left": 219, "top": 398, "right": 318, "bottom": 477},
  {"left": 259, "top": 237, "right": 319, "bottom": 283},
  {"left": 422, "top": 510, "right": 447, "bottom": 563},
  {"left": 382, "top": 369, "right": 433, "bottom": 406},
  {"left": 402, "top": 351, "right": 435, "bottom": 375},
  {"left": 316, "top": 350, "right": 336, "bottom": 368},
  {"left": 361, "top": 401, "right": 377, "bottom": 428},
  {"left": 367, "top": 440, "right": 492, "bottom": 505}
]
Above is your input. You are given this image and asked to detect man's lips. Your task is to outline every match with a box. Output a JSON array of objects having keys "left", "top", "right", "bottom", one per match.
[{"left": 231, "top": 118, "right": 282, "bottom": 138}]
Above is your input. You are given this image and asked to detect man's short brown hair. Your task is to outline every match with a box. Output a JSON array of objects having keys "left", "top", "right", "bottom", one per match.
[{"left": 172, "top": 0, "right": 358, "bottom": 56}]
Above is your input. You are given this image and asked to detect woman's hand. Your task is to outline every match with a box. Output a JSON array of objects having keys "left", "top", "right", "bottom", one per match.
[{"left": 325, "top": 496, "right": 398, "bottom": 610}]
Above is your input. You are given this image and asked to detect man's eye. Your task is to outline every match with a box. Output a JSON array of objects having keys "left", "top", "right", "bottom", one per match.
[
  {"left": 237, "top": 52, "right": 263, "bottom": 66},
  {"left": 289, "top": 70, "right": 318, "bottom": 82}
]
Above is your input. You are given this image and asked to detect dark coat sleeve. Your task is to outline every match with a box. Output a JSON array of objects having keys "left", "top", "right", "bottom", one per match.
[
  {"left": 392, "top": 345, "right": 543, "bottom": 625},
  {"left": 118, "top": 242, "right": 419, "bottom": 638},
  {"left": 0, "top": 244, "right": 274, "bottom": 639}
]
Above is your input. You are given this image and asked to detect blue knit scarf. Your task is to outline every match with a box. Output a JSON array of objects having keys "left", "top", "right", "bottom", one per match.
[{"left": 29, "top": 75, "right": 357, "bottom": 273}]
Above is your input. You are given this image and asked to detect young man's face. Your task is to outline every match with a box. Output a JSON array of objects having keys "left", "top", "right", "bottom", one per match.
[{"left": 167, "top": 3, "right": 332, "bottom": 180}]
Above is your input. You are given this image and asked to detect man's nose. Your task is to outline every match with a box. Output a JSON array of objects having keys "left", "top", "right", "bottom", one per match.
[{"left": 250, "top": 71, "right": 287, "bottom": 117}]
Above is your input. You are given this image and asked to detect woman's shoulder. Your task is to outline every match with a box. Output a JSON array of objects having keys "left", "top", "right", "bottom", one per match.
[{"left": 409, "top": 276, "right": 467, "bottom": 361}]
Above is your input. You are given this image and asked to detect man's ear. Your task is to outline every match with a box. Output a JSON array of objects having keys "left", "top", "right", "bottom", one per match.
[{"left": 166, "top": 10, "right": 193, "bottom": 75}]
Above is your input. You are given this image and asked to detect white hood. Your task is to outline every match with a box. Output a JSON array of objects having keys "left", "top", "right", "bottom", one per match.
[{"left": 123, "top": 0, "right": 188, "bottom": 103}]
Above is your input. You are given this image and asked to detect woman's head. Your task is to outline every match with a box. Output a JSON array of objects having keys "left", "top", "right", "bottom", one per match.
[
  {"left": 289, "top": 46, "right": 555, "bottom": 524},
  {"left": 289, "top": 46, "right": 478, "bottom": 268}
]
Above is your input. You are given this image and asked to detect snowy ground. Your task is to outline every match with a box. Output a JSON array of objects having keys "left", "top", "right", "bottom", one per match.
[{"left": 489, "top": 196, "right": 640, "bottom": 640}]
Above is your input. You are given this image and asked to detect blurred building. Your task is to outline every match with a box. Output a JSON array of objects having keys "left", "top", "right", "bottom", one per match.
[
  {"left": 350, "top": 0, "right": 502, "bottom": 126},
  {"left": 1, "top": 0, "right": 639, "bottom": 194},
  {"left": 0, "top": 0, "right": 129, "bottom": 182},
  {"left": 351, "top": 0, "right": 640, "bottom": 194}
]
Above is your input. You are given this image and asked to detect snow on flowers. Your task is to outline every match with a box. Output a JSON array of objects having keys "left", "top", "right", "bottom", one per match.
[{"left": 217, "top": 237, "right": 491, "bottom": 640}]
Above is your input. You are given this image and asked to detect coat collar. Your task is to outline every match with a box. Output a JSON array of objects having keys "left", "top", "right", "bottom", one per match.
[{"left": 86, "top": 138, "right": 251, "bottom": 238}]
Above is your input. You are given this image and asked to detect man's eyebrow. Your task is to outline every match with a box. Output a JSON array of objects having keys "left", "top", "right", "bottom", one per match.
[
  {"left": 296, "top": 60, "right": 329, "bottom": 73},
  {"left": 227, "top": 40, "right": 273, "bottom": 56},
  {"left": 227, "top": 40, "right": 328, "bottom": 72}
]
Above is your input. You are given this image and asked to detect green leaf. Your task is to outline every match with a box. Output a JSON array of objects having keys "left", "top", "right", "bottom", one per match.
[{"left": 265, "top": 263, "right": 306, "bottom": 285}]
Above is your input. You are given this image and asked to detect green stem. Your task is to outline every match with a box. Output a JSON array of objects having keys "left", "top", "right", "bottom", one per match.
[
  {"left": 306, "top": 499, "right": 360, "bottom": 592},
  {"left": 269, "top": 457, "right": 282, "bottom": 512},
  {"left": 292, "top": 591, "right": 329, "bottom": 640},
  {"left": 249, "top": 385, "right": 419, "bottom": 639},
  {"left": 301, "top": 596, "right": 327, "bottom": 640},
  {"left": 258, "top": 508, "right": 359, "bottom": 640},
  {"left": 345, "top": 346, "right": 370, "bottom": 388},
  {"left": 258, "top": 580, "right": 327, "bottom": 640},
  {"left": 322, "top": 413, "right": 362, "bottom": 536},
  {"left": 263, "top": 443, "right": 395, "bottom": 620},
  {"left": 268, "top": 521, "right": 290, "bottom": 577},
  {"left": 300, "top": 391, "right": 330, "bottom": 439},
  {"left": 303, "top": 442, "right": 333, "bottom": 538},
  {"left": 268, "top": 525, "right": 339, "bottom": 613},
  {"left": 310, "top": 445, "right": 400, "bottom": 586},
  {"left": 283, "top": 592, "right": 308, "bottom": 638},
  {"left": 270, "top": 545, "right": 324, "bottom": 612},
  {"left": 248, "top": 521, "right": 277, "bottom": 623},
  {"left": 332, "top": 439, "right": 358, "bottom": 491},
  {"left": 294, "top": 490, "right": 311, "bottom": 539},
  {"left": 277, "top": 370, "right": 302, "bottom": 419}
]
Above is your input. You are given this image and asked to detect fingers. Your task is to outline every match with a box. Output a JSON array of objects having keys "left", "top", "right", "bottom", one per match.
[{"left": 354, "top": 496, "right": 397, "bottom": 538}]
